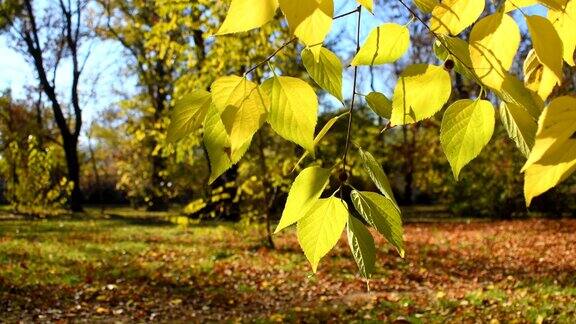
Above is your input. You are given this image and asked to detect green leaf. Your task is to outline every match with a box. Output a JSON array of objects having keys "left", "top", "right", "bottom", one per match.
[
  {"left": 390, "top": 64, "right": 452, "bottom": 125},
  {"left": 499, "top": 101, "right": 537, "bottom": 158},
  {"left": 302, "top": 47, "right": 343, "bottom": 102},
  {"left": 167, "top": 90, "right": 211, "bottom": 143},
  {"left": 216, "top": 0, "right": 279, "bottom": 35},
  {"left": 275, "top": 166, "right": 331, "bottom": 233},
  {"left": 351, "top": 23, "right": 410, "bottom": 66},
  {"left": 365, "top": 92, "right": 392, "bottom": 119},
  {"left": 218, "top": 78, "right": 268, "bottom": 158},
  {"left": 347, "top": 215, "right": 376, "bottom": 278},
  {"left": 203, "top": 105, "right": 250, "bottom": 184},
  {"left": 351, "top": 190, "right": 404, "bottom": 257},
  {"left": 440, "top": 99, "right": 495, "bottom": 180},
  {"left": 261, "top": 76, "right": 318, "bottom": 154},
  {"left": 358, "top": 148, "right": 398, "bottom": 206},
  {"left": 297, "top": 197, "right": 348, "bottom": 272}
]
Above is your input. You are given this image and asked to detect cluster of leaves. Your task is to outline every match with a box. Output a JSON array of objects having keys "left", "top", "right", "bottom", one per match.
[
  {"left": 168, "top": 0, "right": 575, "bottom": 276},
  {"left": 1, "top": 136, "right": 73, "bottom": 214}
]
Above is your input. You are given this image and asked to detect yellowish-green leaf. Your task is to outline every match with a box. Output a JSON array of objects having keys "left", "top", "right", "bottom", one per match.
[
  {"left": 499, "top": 102, "right": 538, "bottom": 158},
  {"left": 359, "top": 148, "right": 398, "bottom": 206},
  {"left": 347, "top": 215, "right": 375, "bottom": 278},
  {"left": 526, "top": 15, "right": 563, "bottom": 83},
  {"left": 297, "top": 197, "right": 348, "bottom": 273},
  {"left": 261, "top": 76, "right": 318, "bottom": 154},
  {"left": 434, "top": 34, "right": 478, "bottom": 82},
  {"left": 356, "top": 0, "right": 373, "bottom": 12},
  {"left": 523, "top": 49, "right": 560, "bottom": 101},
  {"left": 275, "top": 166, "right": 331, "bottom": 233},
  {"left": 414, "top": 0, "right": 438, "bottom": 13},
  {"left": 293, "top": 112, "right": 348, "bottom": 171},
  {"left": 523, "top": 96, "right": 576, "bottom": 206},
  {"left": 496, "top": 73, "right": 544, "bottom": 120},
  {"left": 469, "top": 12, "right": 520, "bottom": 90},
  {"left": 351, "top": 190, "right": 404, "bottom": 257},
  {"left": 167, "top": 90, "right": 211, "bottom": 143},
  {"left": 219, "top": 78, "right": 268, "bottom": 158},
  {"left": 302, "top": 47, "right": 343, "bottom": 101},
  {"left": 211, "top": 76, "right": 244, "bottom": 113},
  {"left": 203, "top": 105, "right": 250, "bottom": 184},
  {"left": 548, "top": 0, "right": 576, "bottom": 66},
  {"left": 366, "top": 92, "right": 392, "bottom": 119},
  {"left": 390, "top": 64, "right": 452, "bottom": 125},
  {"left": 217, "top": 0, "right": 279, "bottom": 35},
  {"left": 351, "top": 23, "right": 410, "bottom": 66},
  {"left": 441, "top": 99, "right": 495, "bottom": 180},
  {"left": 279, "top": 0, "right": 333, "bottom": 58},
  {"left": 430, "top": 0, "right": 485, "bottom": 36}
]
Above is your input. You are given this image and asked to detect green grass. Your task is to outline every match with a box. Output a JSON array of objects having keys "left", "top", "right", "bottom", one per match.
[{"left": 1, "top": 211, "right": 575, "bottom": 322}]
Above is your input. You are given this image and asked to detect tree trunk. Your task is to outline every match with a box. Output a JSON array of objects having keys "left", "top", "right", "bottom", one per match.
[
  {"left": 147, "top": 153, "right": 169, "bottom": 211},
  {"left": 62, "top": 134, "right": 83, "bottom": 212}
]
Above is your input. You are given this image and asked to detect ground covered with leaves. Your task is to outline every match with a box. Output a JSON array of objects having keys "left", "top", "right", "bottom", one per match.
[{"left": 0, "top": 212, "right": 575, "bottom": 322}]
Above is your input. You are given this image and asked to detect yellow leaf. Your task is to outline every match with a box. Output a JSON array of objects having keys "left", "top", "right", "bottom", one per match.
[
  {"left": 167, "top": 90, "right": 211, "bottom": 143},
  {"left": 351, "top": 23, "right": 410, "bottom": 66},
  {"left": 390, "top": 64, "right": 452, "bottom": 125},
  {"left": 356, "top": 0, "right": 373, "bottom": 12},
  {"left": 525, "top": 15, "right": 563, "bottom": 83},
  {"left": 548, "top": 0, "right": 576, "bottom": 66},
  {"left": 469, "top": 12, "right": 520, "bottom": 90},
  {"left": 414, "top": 0, "right": 439, "bottom": 13},
  {"left": 523, "top": 96, "right": 576, "bottom": 206},
  {"left": 217, "top": 78, "right": 268, "bottom": 157},
  {"left": 504, "top": 0, "right": 538, "bottom": 12},
  {"left": 430, "top": 0, "right": 485, "bottom": 35},
  {"left": 297, "top": 197, "right": 348, "bottom": 272},
  {"left": 261, "top": 76, "right": 318, "bottom": 154},
  {"left": 523, "top": 49, "right": 560, "bottom": 101},
  {"left": 279, "top": 0, "right": 333, "bottom": 55},
  {"left": 217, "top": 0, "right": 279, "bottom": 35},
  {"left": 203, "top": 105, "right": 251, "bottom": 183},
  {"left": 301, "top": 47, "right": 343, "bottom": 101},
  {"left": 275, "top": 166, "right": 331, "bottom": 233},
  {"left": 538, "top": 0, "right": 568, "bottom": 10}
]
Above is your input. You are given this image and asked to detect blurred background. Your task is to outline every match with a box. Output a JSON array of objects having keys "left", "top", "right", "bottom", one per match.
[{"left": 0, "top": 0, "right": 574, "bottom": 221}]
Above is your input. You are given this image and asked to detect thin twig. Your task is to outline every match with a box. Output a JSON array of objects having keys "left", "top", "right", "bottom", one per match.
[
  {"left": 244, "top": 7, "right": 361, "bottom": 76},
  {"left": 395, "top": 0, "right": 474, "bottom": 72}
]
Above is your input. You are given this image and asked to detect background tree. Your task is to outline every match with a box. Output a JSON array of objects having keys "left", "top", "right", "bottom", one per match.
[{"left": 0, "top": 0, "right": 92, "bottom": 211}]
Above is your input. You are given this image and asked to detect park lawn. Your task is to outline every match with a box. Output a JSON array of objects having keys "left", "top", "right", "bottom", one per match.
[{"left": 0, "top": 212, "right": 575, "bottom": 322}]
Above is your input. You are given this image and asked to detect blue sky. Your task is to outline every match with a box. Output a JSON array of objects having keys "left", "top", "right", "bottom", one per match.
[{"left": 0, "top": 0, "right": 545, "bottom": 125}]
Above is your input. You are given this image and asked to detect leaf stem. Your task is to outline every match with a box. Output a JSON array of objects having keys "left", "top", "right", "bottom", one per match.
[{"left": 341, "top": 6, "right": 362, "bottom": 180}]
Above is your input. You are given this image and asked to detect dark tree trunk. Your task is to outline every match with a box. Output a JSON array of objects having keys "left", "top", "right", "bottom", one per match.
[
  {"left": 147, "top": 153, "right": 170, "bottom": 211},
  {"left": 62, "top": 134, "right": 83, "bottom": 212}
]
